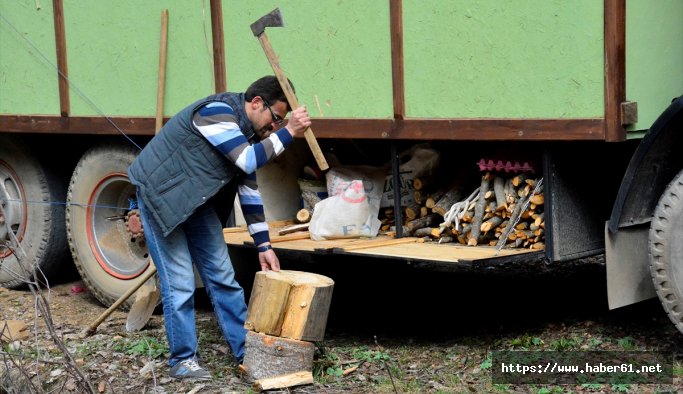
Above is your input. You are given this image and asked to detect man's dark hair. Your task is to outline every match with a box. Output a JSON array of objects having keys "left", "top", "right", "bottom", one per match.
[{"left": 245, "top": 76, "right": 295, "bottom": 111}]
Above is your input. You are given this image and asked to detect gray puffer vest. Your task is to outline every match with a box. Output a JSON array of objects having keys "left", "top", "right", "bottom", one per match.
[{"left": 128, "top": 92, "right": 253, "bottom": 236}]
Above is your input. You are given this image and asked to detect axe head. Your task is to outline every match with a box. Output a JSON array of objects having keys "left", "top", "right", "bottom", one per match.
[{"left": 251, "top": 8, "right": 285, "bottom": 36}]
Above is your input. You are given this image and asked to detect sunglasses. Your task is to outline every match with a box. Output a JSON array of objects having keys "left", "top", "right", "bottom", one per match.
[{"left": 261, "top": 98, "right": 285, "bottom": 126}]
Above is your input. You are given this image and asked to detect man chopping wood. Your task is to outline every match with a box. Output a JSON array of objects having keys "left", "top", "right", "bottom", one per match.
[{"left": 128, "top": 76, "right": 311, "bottom": 380}]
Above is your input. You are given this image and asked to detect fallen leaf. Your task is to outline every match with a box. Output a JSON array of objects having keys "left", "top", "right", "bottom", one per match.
[
  {"left": 65, "top": 378, "right": 77, "bottom": 391},
  {"left": 98, "top": 381, "right": 106, "bottom": 393}
]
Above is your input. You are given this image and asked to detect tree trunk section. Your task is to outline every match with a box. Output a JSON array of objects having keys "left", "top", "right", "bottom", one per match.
[
  {"left": 243, "top": 331, "right": 315, "bottom": 382},
  {"left": 432, "top": 186, "right": 463, "bottom": 216},
  {"left": 245, "top": 270, "right": 334, "bottom": 341}
]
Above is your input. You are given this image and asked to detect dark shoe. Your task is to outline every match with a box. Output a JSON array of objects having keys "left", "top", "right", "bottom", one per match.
[{"left": 169, "top": 359, "right": 212, "bottom": 380}]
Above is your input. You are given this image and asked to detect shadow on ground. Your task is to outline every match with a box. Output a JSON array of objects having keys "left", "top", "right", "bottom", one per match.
[{"left": 218, "top": 248, "right": 672, "bottom": 343}]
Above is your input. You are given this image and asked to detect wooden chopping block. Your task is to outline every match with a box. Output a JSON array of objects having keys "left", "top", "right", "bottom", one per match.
[
  {"left": 242, "top": 331, "right": 315, "bottom": 383},
  {"left": 245, "top": 270, "right": 334, "bottom": 341}
]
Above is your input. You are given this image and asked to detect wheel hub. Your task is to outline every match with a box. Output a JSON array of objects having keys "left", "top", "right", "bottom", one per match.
[
  {"left": 0, "top": 161, "right": 26, "bottom": 256},
  {"left": 87, "top": 174, "right": 149, "bottom": 279},
  {"left": 125, "top": 209, "right": 145, "bottom": 239}
]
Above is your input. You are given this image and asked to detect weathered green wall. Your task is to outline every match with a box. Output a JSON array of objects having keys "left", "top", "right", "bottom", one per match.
[
  {"left": 625, "top": 0, "right": 683, "bottom": 134},
  {"left": 403, "top": 0, "right": 605, "bottom": 118},
  {"left": 1, "top": 1, "right": 394, "bottom": 118},
  {"left": 0, "top": 1, "right": 60, "bottom": 115},
  {"left": 3, "top": 1, "right": 680, "bottom": 125},
  {"left": 63, "top": 1, "right": 214, "bottom": 116},
  {"left": 222, "top": 1, "right": 394, "bottom": 119}
]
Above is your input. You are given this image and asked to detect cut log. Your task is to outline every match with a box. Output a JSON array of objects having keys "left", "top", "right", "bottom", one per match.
[
  {"left": 480, "top": 216, "right": 503, "bottom": 234},
  {"left": 493, "top": 176, "right": 506, "bottom": 210},
  {"left": 243, "top": 331, "right": 315, "bottom": 382},
  {"left": 512, "top": 174, "right": 527, "bottom": 187},
  {"left": 432, "top": 186, "right": 463, "bottom": 216},
  {"left": 405, "top": 213, "right": 441, "bottom": 234},
  {"left": 278, "top": 223, "right": 310, "bottom": 236},
  {"left": 405, "top": 202, "right": 422, "bottom": 220},
  {"left": 425, "top": 189, "right": 445, "bottom": 209},
  {"left": 413, "top": 175, "right": 436, "bottom": 191},
  {"left": 245, "top": 270, "right": 334, "bottom": 341},
  {"left": 468, "top": 174, "right": 491, "bottom": 246},
  {"left": 529, "top": 194, "right": 544, "bottom": 205},
  {"left": 295, "top": 208, "right": 312, "bottom": 224},
  {"left": 496, "top": 185, "right": 535, "bottom": 249},
  {"left": 413, "top": 190, "right": 424, "bottom": 204},
  {"left": 414, "top": 227, "right": 433, "bottom": 237},
  {"left": 438, "top": 236, "right": 453, "bottom": 244},
  {"left": 531, "top": 242, "right": 545, "bottom": 250},
  {"left": 253, "top": 371, "right": 314, "bottom": 391}
]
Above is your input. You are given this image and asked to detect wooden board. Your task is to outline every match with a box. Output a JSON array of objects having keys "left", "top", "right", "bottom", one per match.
[{"left": 223, "top": 225, "right": 538, "bottom": 264}]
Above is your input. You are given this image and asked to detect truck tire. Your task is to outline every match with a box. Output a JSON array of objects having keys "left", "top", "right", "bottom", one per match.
[
  {"left": 66, "top": 143, "right": 153, "bottom": 308},
  {"left": 0, "top": 136, "right": 69, "bottom": 289},
  {"left": 649, "top": 168, "right": 683, "bottom": 334}
]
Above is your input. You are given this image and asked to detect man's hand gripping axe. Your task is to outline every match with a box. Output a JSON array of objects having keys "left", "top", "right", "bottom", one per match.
[{"left": 251, "top": 8, "right": 329, "bottom": 171}]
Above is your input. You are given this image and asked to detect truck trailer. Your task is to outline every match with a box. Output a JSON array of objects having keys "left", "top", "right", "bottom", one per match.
[{"left": 1, "top": 1, "right": 682, "bottom": 333}]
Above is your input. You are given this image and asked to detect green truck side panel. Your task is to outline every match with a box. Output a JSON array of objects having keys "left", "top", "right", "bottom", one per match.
[
  {"left": 403, "top": 0, "right": 605, "bottom": 118},
  {"left": 2, "top": 1, "right": 681, "bottom": 125},
  {"left": 0, "top": 1, "right": 60, "bottom": 115},
  {"left": 222, "top": 1, "right": 394, "bottom": 119},
  {"left": 625, "top": 0, "right": 683, "bottom": 133},
  {"left": 63, "top": 1, "right": 215, "bottom": 116}
]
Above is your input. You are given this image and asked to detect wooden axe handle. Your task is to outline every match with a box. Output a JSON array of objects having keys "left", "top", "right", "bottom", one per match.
[
  {"left": 257, "top": 33, "right": 329, "bottom": 171},
  {"left": 81, "top": 266, "right": 157, "bottom": 337},
  {"left": 155, "top": 9, "right": 169, "bottom": 134}
]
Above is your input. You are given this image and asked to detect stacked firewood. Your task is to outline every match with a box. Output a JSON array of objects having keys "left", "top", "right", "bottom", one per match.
[
  {"left": 384, "top": 171, "right": 545, "bottom": 249},
  {"left": 379, "top": 176, "right": 462, "bottom": 240}
]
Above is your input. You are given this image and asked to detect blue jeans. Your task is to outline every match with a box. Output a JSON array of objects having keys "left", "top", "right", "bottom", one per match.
[{"left": 137, "top": 195, "right": 247, "bottom": 366}]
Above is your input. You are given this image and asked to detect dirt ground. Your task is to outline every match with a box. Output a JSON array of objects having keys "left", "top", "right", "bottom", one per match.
[{"left": 1, "top": 258, "right": 682, "bottom": 393}]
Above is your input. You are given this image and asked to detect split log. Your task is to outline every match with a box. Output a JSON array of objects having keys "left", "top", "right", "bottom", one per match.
[
  {"left": 432, "top": 186, "right": 463, "bottom": 216},
  {"left": 243, "top": 331, "right": 315, "bottom": 382},
  {"left": 245, "top": 270, "right": 334, "bottom": 341},
  {"left": 253, "top": 371, "right": 314, "bottom": 391}
]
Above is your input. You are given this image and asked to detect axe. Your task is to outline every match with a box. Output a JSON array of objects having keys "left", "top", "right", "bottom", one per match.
[{"left": 251, "top": 8, "right": 329, "bottom": 171}]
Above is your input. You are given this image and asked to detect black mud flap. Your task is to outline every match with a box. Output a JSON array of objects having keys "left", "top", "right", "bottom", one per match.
[{"left": 544, "top": 142, "right": 638, "bottom": 262}]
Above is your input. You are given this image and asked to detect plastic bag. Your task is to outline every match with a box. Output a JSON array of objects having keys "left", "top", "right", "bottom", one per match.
[{"left": 309, "top": 166, "right": 385, "bottom": 240}]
